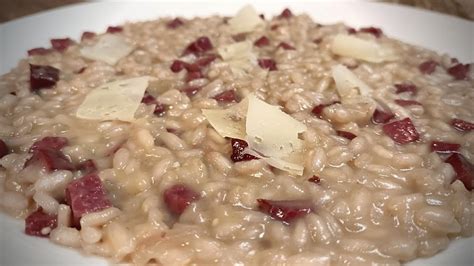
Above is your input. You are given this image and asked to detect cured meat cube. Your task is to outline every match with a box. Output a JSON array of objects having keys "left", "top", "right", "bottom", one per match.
[
  {"left": 25, "top": 208, "right": 57, "bottom": 237},
  {"left": 445, "top": 153, "right": 473, "bottom": 191},
  {"left": 382, "top": 118, "right": 420, "bottom": 144},
  {"left": 257, "top": 199, "right": 312, "bottom": 224},
  {"left": 65, "top": 174, "right": 112, "bottom": 226},
  {"left": 163, "top": 184, "right": 200, "bottom": 215}
]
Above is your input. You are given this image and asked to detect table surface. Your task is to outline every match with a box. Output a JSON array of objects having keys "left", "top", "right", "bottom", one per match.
[{"left": 0, "top": 0, "right": 472, "bottom": 23}]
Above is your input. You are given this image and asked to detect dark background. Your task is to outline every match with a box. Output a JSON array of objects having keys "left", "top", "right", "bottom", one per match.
[{"left": 0, "top": 0, "right": 472, "bottom": 23}]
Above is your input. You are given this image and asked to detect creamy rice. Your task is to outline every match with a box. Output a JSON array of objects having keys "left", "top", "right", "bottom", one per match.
[{"left": 0, "top": 7, "right": 473, "bottom": 266}]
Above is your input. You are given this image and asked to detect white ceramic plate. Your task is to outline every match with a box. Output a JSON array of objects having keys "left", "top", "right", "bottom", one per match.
[{"left": 0, "top": 1, "right": 473, "bottom": 265}]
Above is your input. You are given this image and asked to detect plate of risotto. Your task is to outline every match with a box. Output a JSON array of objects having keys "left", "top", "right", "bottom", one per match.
[{"left": 0, "top": 1, "right": 473, "bottom": 265}]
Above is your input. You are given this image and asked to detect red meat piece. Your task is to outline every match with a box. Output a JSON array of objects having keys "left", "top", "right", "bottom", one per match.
[
  {"left": 230, "top": 139, "right": 258, "bottom": 162},
  {"left": 431, "top": 141, "right": 460, "bottom": 153},
  {"left": 65, "top": 174, "right": 112, "bottom": 226},
  {"left": 451, "top": 119, "right": 474, "bottom": 132},
  {"left": 418, "top": 60, "right": 438, "bottom": 74},
  {"left": 336, "top": 130, "right": 357, "bottom": 140},
  {"left": 50, "top": 38, "right": 73, "bottom": 52},
  {"left": 382, "top": 118, "right": 420, "bottom": 144},
  {"left": 258, "top": 58, "right": 277, "bottom": 71},
  {"left": 254, "top": 36, "right": 270, "bottom": 47},
  {"left": 25, "top": 208, "right": 57, "bottom": 237},
  {"left": 212, "top": 90, "right": 239, "bottom": 103},
  {"left": 0, "top": 139, "right": 9, "bottom": 159},
  {"left": 163, "top": 184, "right": 200, "bottom": 215},
  {"left": 257, "top": 199, "right": 312, "bottom": 224},
  {"left": 445, "top": 153, "right": 473, "bottom": 191},
  {"left": 30, "top": 64, "right": 60, "bottom": 92}
]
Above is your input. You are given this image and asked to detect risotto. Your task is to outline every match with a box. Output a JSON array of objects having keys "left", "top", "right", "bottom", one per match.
[{"left": 0, "top": 5, "right": 472, "bottom": 265}]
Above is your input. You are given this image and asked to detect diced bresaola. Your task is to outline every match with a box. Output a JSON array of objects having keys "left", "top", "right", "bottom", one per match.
[
  {"left": 81, "top": 31, "right": 96, "bottom": 41},
  {"left": 307, "top": 175, "right": 321, "bottom": 184},
  {"left": 183, "top": 36, "right": 213, "bottom": 56},
  {"left": 0, "top": 139, "right": 9, "bottom": 159},
  {"left": 170, "top": 60, "right": 187, "bottom": 73},
  {"left": 431, "top": 141, "right": 460, "bottom": 153},
  {"left": 359, "top": 27, "right": 383, "bottom": 38},
  {"left": 163, "top": 184, "right": 200, "bottom": 215},
  {"left": 382, "top": 118, "right": 420, "bottom": 144},
  {"left": 30, "top": 64, "right": 60, "bottom": 92},
  {"left": 372, "top": 109, "right": 395, "bottom": 124},
  {"left": 451, "top": 119, "right": 474, "bottom": 132},
  {"left": 65, "top": 174, "right": 112, "bottom": 226},
  {"left": 27, "top": 47, "right": 52, "bottom": 56},
  {"left": 50, "top": 38, "right": 74, "bottom": 52},
  {"left": 336, "top": 130, "right": 357, "bottom": 140},
  {"left": 254, "top": 36, "right": 270, "bottom": 47},
  {"left": 106, "top": 26, "right": 123, "bottom": 33},
  {"left": 141, "top": 92, "right": 167, "bottom": 116},
  {"left": 418, "top": 60, "right": 438, "bottom": 75},
  {"left": 24, "top": 137, "right": 74, "bottom": 172},
  {"left": 445, "top": 153, "right": 473, "bottom": 191},
  {"left": 186, "top": 71, "right": 203, "bottom": 81},
  {"left": 258, "top": 58, "right": 277, "bottom": 71},
  {"left": 230, "top": 138, "right": 258, "bottom": 162},
  {"left": 257, "top": 199, "right": 312, "bottom": 224},
  {"left": 25, "top": 149, "right": 75, "bottom": 172},
  {"left": 394, "top": 83, "right": 417, "bottom": 95},
  {"left": 29, "top": 137, "right": 68, "bottom": 153},
  {"left": 25, "top": 208, "right": 57, "bottom": 237},
  {"left": 447, "top": 63, "right": 470, "bottom": 80},
  {"left": 167, "top": 18, "right": 184, "bottom": 29},
  {"left": 278, "top": 8, "right": 293, "bottom": 19},
  {"left": 212, "top": 90, "right": 239, "bottom": 103}
]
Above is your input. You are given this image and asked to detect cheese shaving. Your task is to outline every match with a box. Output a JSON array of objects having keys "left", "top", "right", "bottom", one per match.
[
  {"left": 331, "top": 64, "right": 373, "bottom": 100},
  {"left": 76, "top": 76, "right": 150, "bottom": 122},
  {"left": 201, "top": 99, "right": 248, "bottom": 139},
  {"left": 80, "top": 34, "right": 133, "bottom": 65},
  {"left": 246, "top": 95, "right": 306, "bottom": 158},
  {"left": 217, "top": 41, "right": 257, "bottom": 75},
  {"left": 331, "top": 34, "right": 398, "bottom": 63},
  {"left": 202, "top": 94, "right": 307, "bottom": 175},
  {"left": 228, "top": 5, "right": 264, "bottom": 34}
]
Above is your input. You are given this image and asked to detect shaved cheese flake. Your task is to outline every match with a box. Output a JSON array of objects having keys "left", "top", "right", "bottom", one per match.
[
  {"left": 202, "top": 94, "right": 307, "bottom": 175},
  {"left": 228, "top": 5, "right": 264, "bottom": 34},
  {"left": 202, "top": 98, "right": 248, "bottom": 139},
  {"left": 218, "top": 41, "right": 257, "bottom": 75},
  {"left": 76, "top": 76, "right": 150, "bottom": 121},
  {"left": 331, "top": 34, "right": 398, "bottom": 63},
  {"left": 332, "top": 64, "right": 373, "bottom": 100},
  {"left": 246, "top": 94, "right": 306, "bottom": 160},
  {"left": 80, "top": 34, "right": 133, "bottom": 65}
]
